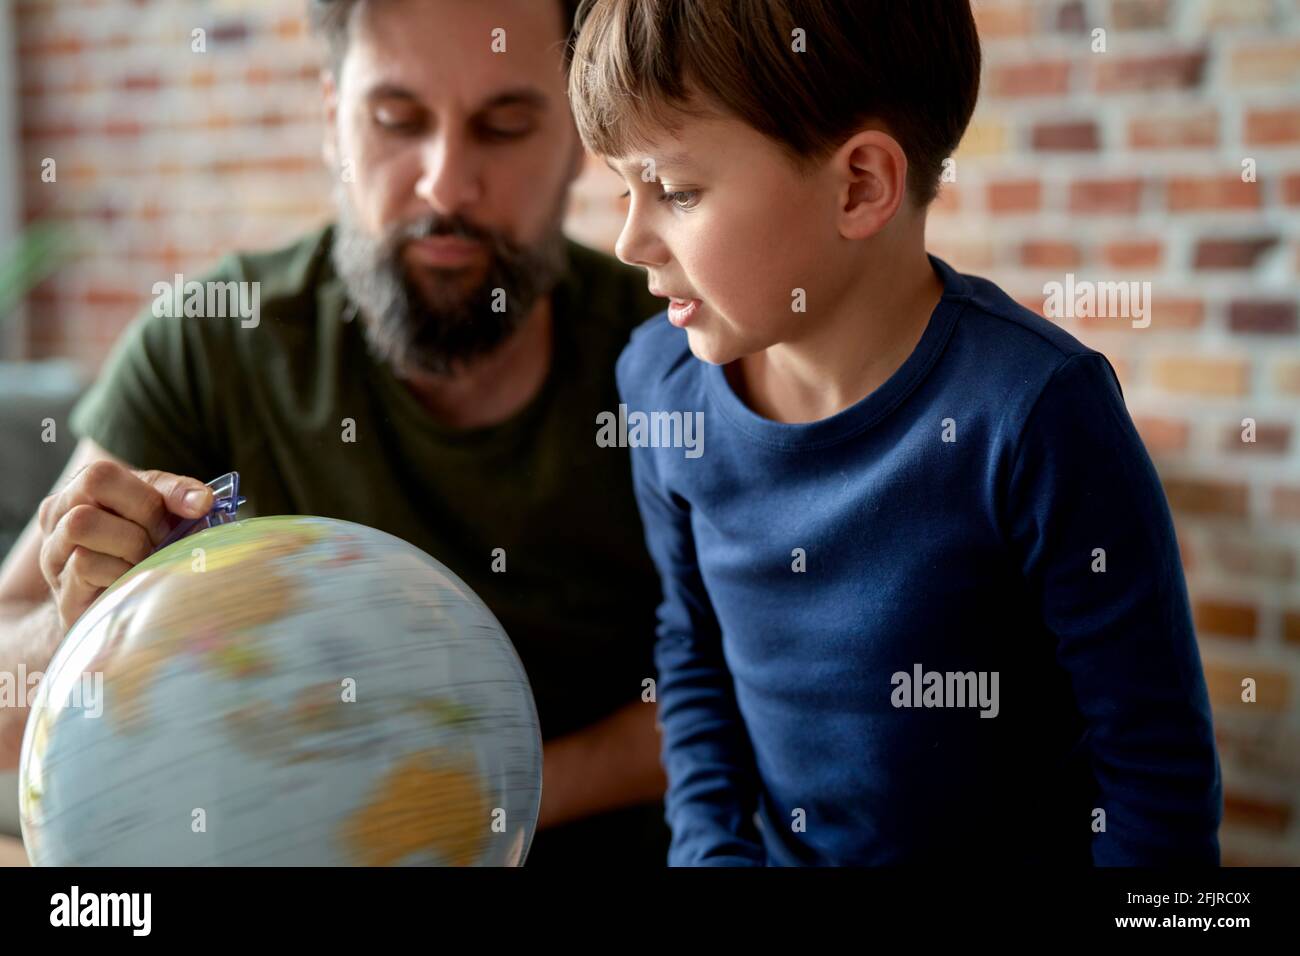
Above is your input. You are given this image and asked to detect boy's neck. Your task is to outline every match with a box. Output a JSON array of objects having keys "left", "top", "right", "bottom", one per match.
[{"left": 727, "top": 228, "right": 944, "bottom": 426}]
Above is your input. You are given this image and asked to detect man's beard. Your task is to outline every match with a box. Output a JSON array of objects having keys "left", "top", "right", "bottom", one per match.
[{"left": 330, "top": 187, "right": 569, "bottom": 376}]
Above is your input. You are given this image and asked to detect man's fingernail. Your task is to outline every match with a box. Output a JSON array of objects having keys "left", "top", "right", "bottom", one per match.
[{"left": 183, "top": 488, "right": 210, "bottom": 512}]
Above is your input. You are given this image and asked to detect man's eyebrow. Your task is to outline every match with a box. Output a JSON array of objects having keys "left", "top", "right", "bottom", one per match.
[
  {"left": 475, "top": 86, "right": 550, "bottom": 114},
  {"left": 364, "top": 83, "right": 421, "bottom": 103},
  {"left": 361, "top": 84, "right": 550, "bottom": 114}
]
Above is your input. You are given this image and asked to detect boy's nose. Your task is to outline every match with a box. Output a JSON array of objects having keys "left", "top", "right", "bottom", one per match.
[
  {"left": 414, "top": 133, "right": 483, "bottom": 214},
  {"left": 614, "top": 198, "right": 667, "bottom": 268}
]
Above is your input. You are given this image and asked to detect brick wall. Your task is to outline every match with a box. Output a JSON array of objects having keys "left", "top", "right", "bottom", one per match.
[
  {"left": 928, "top": 0, "right": 1300, "bottom": 866},
  {"left": 13, "top": 0, "right": 1300, "bottom": 864}
]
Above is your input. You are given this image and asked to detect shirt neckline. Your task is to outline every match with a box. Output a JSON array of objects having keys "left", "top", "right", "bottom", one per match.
[{"left": 703, "top": 253, "right": 971, "bottom": 451}]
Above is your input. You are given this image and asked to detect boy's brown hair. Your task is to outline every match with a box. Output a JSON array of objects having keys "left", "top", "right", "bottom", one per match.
[{"left": 566, "top": 0, "right": 981, "bottom": 207}]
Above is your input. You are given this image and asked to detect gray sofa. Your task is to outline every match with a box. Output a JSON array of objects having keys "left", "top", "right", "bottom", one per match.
[{"left": 0, "top": 359, "right": 85, "bottom": 837}]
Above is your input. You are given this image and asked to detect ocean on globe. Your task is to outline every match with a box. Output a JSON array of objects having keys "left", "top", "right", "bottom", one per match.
[{"left": 19, "top": 515, "right": 542, "bottom": 866}]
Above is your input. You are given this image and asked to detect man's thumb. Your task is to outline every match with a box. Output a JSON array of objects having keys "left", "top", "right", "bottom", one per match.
[{"left": 138, "top": 471, "right": 212, "bottom": 517}]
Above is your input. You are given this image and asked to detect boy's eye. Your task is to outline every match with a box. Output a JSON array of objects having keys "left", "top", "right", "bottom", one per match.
[{"left": 659, "top": 190, "right": 699, "bottom": 210}]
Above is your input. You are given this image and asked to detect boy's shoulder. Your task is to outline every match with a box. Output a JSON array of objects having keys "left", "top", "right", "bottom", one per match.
[
  {"left": 929, "top": 256, "right": 1125, "bottom": 414},
  {"left": 615, "top": 309, "right": 697, "bottom": 403},
  {"left": 951, "top": 264, "right": 1097, "bottom": 367}
]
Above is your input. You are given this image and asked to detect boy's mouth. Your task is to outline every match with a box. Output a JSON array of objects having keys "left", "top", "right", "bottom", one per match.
[
  {"left": 666, "top": 298, "right": 700, "bottom": 328},
  {"left": 651, "top": 285, "right": 701, "bottom": 328}
]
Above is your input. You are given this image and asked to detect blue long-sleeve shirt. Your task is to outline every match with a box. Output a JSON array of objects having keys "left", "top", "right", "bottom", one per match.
[{"left": 616, "top": 254, "right": 1222, "bottom": 866}]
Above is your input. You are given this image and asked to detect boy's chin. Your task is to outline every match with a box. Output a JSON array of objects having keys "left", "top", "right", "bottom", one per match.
[{"left": 683, "top": 328, "right": 740, "bottom": 367}]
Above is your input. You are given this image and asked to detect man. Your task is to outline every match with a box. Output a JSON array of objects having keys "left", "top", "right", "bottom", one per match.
[{"left": 0, "top": 0, "right": 669, "bottom": 865}]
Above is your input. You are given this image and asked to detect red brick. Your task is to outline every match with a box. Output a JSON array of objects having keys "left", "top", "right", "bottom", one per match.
[
  {"left": 209, "top": 22, "right": 250, "bottom": 44},
  {"left": 1284, "top": 173, "right": 1300, "bottom": 206},
  {"left": 1245, "top": 107, "right": 1300, "bottom": 145},
  {"left": 1162, "top": 478, "right": 1250, "bottom": 516},
  {"left": 1167, "top": 176, "right": 1260, "bottom": 211},
  {"left": 81, "top": 287, "right": 146, "bottom": 310},
  {"left": 1193, "top": 237, "right": 1279, "bottom": 269},
  {"left": 1151, "top": 298, "right": 1205, "bottom": 330},
  {"left": 1128, "top": 111, "right": 1218, "bottom": 149},
  {"left": 121, "top": 73, "right": 161, "bottom": 92},
  {"left": 1077, "top": 296, "right": 1198, "bottom": 334},
  {"left": 1204, "top": 0, "right": 1275, "bottom": 28},
  {"left": 1223, "top": 792, "right": 1292, "bottom": 833},
  {"left": 17, "top": 35, "right": 83, "bottom": 58},
  {"left": 1056, "top": 0, "right": 1087, "bottom": 31},
  {"left": 988, "top": 61, "right": 1071, "bottom": 97},
  {"left": 1274, "top": 486, "right": 1300, "bottom": 521},
  {"left": 1203, "top": 661, "right": 1288, "bottom": 713},
  {"left": 1211, "top": 536, "right": 1294, "bottom": 581},
  {"left": 972, "top": 1, "right": 1035, "bottom": 38},
  {"left": 1224, "top": 421, "right": 1291, "bottom": 453},
  {"left": 987, "top": 179, "right": 1041, "bottom": 213},
  {"left": 1229, "top": 301, "right": 1297, "bottom": 334},
  {"left": 1133, "top": 416, "right": 1188, "bottom": 454},
  {"left": 1275, "top": 360, "right": 1300, "bottom": 394},
  {"left": 1031, "top": 121, "right": 1099, "bottom": 151},
  {"left": 1194, "top": 600, "right": 1258, "bottom": 639},
  {"left": 1284, "top": 610, "right": 1300, "bottom": 646},
  {"left": 1229, "top": 40, "right": 1300, "bottom": 86},
  {"left": 274, "top": 18, "right": 305, "bottom": 39},
  {"left": 102, "top": 119, "right": 143, "bottom": 138},
  {"left": 1096, "top": 50, "right": 1207, "bottom": 92},
  {"left": 210, "top": 157, "right": 316, "bottom": 175},
  {"left": 20, "top": 120, "right": 80, "bottom": 140},
  {"left": 1111, "top": 0, "right": 1169, "bottom": 29},
  {"left": 1100, "top": 240, "right": 1163, "bottom": 269},
  {"left": 1152, "top": 357, "right": 1249, "bottom": 396},
  {"left": 1021, "top": 240, "right": 1081, "bottom": 269},
  {"left": 1068, "top": 178, "right": 1144, "bottom": 214}
]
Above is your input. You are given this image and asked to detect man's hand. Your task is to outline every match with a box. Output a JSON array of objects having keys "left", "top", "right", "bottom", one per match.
[{"left": 36, "top": 460, "right": 214, "bottom": 632}]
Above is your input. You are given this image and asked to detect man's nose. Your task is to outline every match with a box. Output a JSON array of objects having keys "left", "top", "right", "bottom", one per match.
[
  {"left": 414, "top": 132, "right": 483, "bottom": 214},
  {"left": 614, "top": 196, "right": 667, "bottom": 268}
]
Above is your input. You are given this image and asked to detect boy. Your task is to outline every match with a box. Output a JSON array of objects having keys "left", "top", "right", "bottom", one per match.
[{"left": 567, "top": 0, "right": 1222, "bottom": 865}]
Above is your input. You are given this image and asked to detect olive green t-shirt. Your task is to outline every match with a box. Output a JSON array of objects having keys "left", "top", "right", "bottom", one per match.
[{"left": 69, "top": 224, "right": 669, "bottom": 864}]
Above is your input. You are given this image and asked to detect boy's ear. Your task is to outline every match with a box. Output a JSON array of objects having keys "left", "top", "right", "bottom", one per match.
[
  {"left": 321, "top": 69, "right": 340, "bottom": 170},
  {"left": 834, "top": 129, "right": 908, "bottom": 241}
]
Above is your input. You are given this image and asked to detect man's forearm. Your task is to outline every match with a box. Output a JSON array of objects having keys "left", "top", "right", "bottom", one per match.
[
  {"left": 0, "top": 600, "right": 63, "bottom": 771},
  {"left": 537, "top": 698, "right": 666, "bottom": 831}
]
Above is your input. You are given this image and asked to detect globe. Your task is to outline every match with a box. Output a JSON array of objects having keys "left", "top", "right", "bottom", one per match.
[{"left": 18, "top": 515, "right": 542, "bottom": 866}]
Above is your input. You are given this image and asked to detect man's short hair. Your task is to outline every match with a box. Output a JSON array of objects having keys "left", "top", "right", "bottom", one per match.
[
  {"left": 308, "top": 0, "right": 585, "bottom": 74},
  {"left": 566, "top": 0, "right": 981, "bottom": 207}
]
